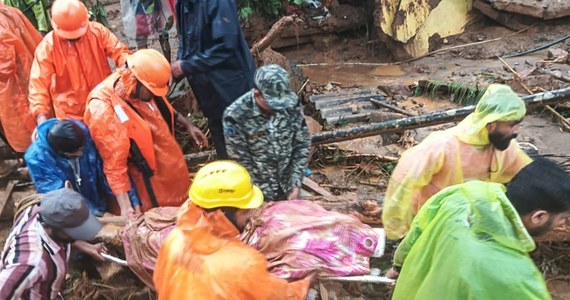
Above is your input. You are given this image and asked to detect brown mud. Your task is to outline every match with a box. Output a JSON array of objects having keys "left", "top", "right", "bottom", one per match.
[{"left": 1, "top": 1, "right": 569, "bottom": 299}]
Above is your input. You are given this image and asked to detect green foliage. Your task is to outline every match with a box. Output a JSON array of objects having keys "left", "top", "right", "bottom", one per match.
[
  {"left": 237, "top": 0, "right": 309, "bottom": 21},
  {"left": 414, "top": 80, "right": 487, "bottom": 107},
  {"left": 381, "top": 162, "right": 396, "bottom": 176},
  {"left": 88, "top": 0, "right": 109, "bottom": 27}
]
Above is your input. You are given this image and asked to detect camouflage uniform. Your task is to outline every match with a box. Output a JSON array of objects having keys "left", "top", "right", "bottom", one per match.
[{"left": 223, "top": 65, "right": 311, "bottom": 201}]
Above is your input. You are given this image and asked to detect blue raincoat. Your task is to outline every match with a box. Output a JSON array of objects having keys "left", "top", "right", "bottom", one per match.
[
  {"left": 176, "top": 0, "right": 255, "bottom": 119},
  {"left": 24, "top": 118, "right": 140, "bottom": 216}
]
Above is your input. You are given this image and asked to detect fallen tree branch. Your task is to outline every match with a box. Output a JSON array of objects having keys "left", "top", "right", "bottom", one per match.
[
  {"left": 497, "top": 56, "right": 534, "bottom": 94},
  {"left": 498, "top": 57, "right": 570, "bottom": 132},
  {"left": 370, "top": 98, "right": 415, "bottom": 116},
  {"left": 250, "top": 16, "right": 302, "bottom": 57},
  {"left": 544, "top": 105, "right": 570, "bottom": 132},
  {"left": 358, "top": 180, "right": 387, "bottom": 188}
]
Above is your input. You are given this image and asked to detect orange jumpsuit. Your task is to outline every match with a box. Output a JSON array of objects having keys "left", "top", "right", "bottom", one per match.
[
  {"left": 154, "top": 202, "right": 311, "bottom": 300},
  {"left": 84, "top": 73, "right": 190, "bottom": 212},
  {"left": 0, "top": 3, "right": 41, "bottom": 152},
  {"left": 28, "top": 22, "right": 130, "bottom": 122}
]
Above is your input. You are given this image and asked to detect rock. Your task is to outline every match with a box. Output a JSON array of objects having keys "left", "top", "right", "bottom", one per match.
[
  {"left": 547, "top": 48, "right": 568, "bottom": 63},
  {"left": 377, "top": 84, "right": 411, "bottom": 97},
  {"left": 393, "top": 95, "right": 407, "bottom": 101},
  {"left": 489, "top": 0, "right": 570, "bottom": 19}
]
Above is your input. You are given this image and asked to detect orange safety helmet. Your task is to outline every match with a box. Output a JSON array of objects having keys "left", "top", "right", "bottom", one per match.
[
  {"left": 51, "top": 0, "right": 89, "bottom": 40},
  {"left": 126, "top": 49, "right": 171, "bottom": 97}
]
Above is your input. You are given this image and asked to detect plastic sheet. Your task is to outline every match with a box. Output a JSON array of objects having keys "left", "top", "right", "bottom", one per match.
[
  {"left": 120, "top": 0, "right": 173, "bottom": 41},
  {"left": 120, "top": 206, "right": 177, "bottom": 288}
]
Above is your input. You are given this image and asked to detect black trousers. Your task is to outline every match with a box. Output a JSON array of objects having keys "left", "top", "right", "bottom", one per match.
[{"left": 208, "top": 118, "right": 227, "bottom": 159}]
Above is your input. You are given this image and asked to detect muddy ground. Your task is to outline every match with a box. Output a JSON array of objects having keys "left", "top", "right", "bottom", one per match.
[{"left": 1, "top": 2, "right": 570, "bottom": 299}]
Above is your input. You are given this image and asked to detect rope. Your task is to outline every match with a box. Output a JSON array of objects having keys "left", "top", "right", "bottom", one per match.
[{"left": 13, "top": 193, "right": 42, "bottom": 222}]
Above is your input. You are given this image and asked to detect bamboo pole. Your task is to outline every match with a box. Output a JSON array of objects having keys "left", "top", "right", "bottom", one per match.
[
  {"left": 311, "top": 87, "right": 570, "bottom": 145},
  {"left": 185, "top": 87, "right": 570, "bottom": 163}
]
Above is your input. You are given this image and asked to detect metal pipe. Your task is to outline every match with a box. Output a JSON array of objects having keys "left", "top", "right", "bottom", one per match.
[{"left": 321, "top": 275, "right": 395, "bottom": 284}]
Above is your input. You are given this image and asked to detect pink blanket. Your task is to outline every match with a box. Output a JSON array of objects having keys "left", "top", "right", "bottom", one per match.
[{"left": 240, "top": 200, "right": 379, "bottom": 279}]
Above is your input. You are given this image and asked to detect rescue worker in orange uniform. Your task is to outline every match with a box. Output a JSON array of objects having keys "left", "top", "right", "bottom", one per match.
[
  {"left": 154, "top": 161, "right": 312, "bottom": 300},
  {"left": 84, "top": 49, "right": 208, "bottom": 216},
  {"left": 0, "top": 3, "right": 42, "bottom": 153},
  {"left": 28, "top": 0, "right": 131, "bottom": 125}
]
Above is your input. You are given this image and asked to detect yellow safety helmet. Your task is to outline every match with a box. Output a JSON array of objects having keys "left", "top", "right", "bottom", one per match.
[{"left": 189, "top": 161, "right": 264, "bottom": 209}]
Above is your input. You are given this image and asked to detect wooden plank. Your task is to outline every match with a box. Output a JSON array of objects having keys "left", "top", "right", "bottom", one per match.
[
  {"left": 0, "top": 180, "right": 17, "bottom": 217},
  {"left": 314, "top": 95, "right": 383, "bottom": 109},
  {"left": 309, "top": 89, "right": 376, "bottom": 102},
  {"left": 325, "top": 113, "right": 370, "bottom": 125},
  {"left": 302, "top": 177, "right": 333, "bottom": 196},
  {"left": 370, "top": 98, "right": 415, "bottom": 116}
]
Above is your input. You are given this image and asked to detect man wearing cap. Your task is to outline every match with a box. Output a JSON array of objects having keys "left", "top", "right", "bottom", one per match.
[
  {"left": 154, "top": 160, "right": 311, "bottom": 299},
  {"left": 85, "top": 49, "right": 208, "bottom": 216},
  {"left": 25, "top": 118, "right": 141, "bottom": 216},
  {"left": 223, "top": 64, "right": 311, "bottom": 201},
  {"left": 0, "top": 188, "right": 103, "bottom": 299},
  {"left": 383, "top": 84, "right": 532, "bottom": 243},
  {"left": 28, "top": 0, "right": 131, "bottom": 126}
]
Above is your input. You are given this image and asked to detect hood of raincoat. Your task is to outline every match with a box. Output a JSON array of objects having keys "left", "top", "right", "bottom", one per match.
[
  {"left": 391, "top": 181, "right": 549, "bottom": 300},
  {"left": 175, "top": 202, "right": 239, "bottom": 253},
  {"left": 448, "top": 84, "right": 526, "bottom": 146}
]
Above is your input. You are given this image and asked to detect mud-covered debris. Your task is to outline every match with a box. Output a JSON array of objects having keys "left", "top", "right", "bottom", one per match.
[{"left": 547, "top": 48, "right": 569, "bottom": 63}]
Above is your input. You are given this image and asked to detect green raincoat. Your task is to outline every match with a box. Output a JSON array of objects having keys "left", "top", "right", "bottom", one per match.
[{"left": 392, "top": 181, "right": 551, "bottom": 300}]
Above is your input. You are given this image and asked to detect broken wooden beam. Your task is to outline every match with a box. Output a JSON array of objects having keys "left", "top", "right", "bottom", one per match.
[
  {"left": 544, "top": 105, "right": 570, "bottom": 132},
  {"left": 312, "top": 87, "right": 570, "bottom": 145},
  {"left": 250, "top": 16, "right": 302, "bottom": 57},
  {"left": 0, "top": 180, "right": 17, "bottom": 218},
  {"left": 184, "top": 150, "right": 216, "bottom": 166},
  {"left": 302, "top": 177, "right": 333, "bottom": 196},
  {"left": 370, "top": 98, "right": 415, "bottom": 116},
  {"left": 320, "top": 184, "right": 357, "bottom": 191}
]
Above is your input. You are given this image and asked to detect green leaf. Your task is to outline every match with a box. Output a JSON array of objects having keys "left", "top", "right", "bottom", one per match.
[{"left": 239, "top": 6, "right": 254, "bottom": 21}]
